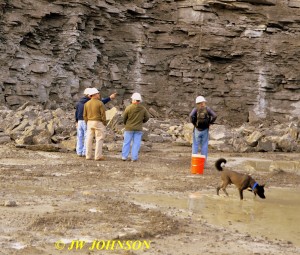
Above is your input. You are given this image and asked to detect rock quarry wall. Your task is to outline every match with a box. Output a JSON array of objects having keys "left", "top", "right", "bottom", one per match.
[{"left": 0, "top": 0, "right": 299, "bottom": 126}]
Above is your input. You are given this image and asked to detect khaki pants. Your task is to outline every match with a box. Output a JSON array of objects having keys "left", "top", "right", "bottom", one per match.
[{"left": 86, "top": 121, "right": 106, "bottom": 160}]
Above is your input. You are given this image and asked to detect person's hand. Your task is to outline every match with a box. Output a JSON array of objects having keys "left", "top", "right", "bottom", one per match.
[
  {"left": 76, "top": 122, "right": 78, "bottom": 128},
  {"left": 109, "top": 92, "right": 117, "bottom": 100}
]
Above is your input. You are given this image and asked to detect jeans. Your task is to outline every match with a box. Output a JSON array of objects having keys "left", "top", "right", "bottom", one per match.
[
  {"left": 122, "top": 131, "right": 143, "bottom": 161},
  {"left": 76, "top": 120, "right": 87, "bottom": 156},
  {"left": 192, "top": 128, "right": 209, "bottom": 160}
]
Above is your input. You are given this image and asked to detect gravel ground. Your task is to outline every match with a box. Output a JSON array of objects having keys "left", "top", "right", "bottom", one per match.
[{"left": 0, "top": 143, "right": 299, "bottom": 255}]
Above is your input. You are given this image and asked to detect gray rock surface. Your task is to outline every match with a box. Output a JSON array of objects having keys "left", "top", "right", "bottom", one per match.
[{"left": 0, "top": 0, "right": 299, "bottom": 126}]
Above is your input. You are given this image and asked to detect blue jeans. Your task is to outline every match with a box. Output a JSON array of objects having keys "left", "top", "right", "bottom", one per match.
[
  {"left": 76, "top": 120, "right": 87, "bottom": 156},
  {"left": 192, "top": 128, "right": 209, "bottom": 160},
  {"left": 122, "top": 131, "right": 143, "bottom": 161}
]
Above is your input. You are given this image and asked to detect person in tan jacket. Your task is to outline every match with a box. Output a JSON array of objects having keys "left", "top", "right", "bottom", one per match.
[{"left": 83, "top": 88, "right": 106, "bottom": 161}]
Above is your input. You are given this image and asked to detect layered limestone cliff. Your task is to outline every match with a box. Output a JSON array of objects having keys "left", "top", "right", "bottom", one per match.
[{"left": 0, "top": 0, "right": 299, "bottom": 126}]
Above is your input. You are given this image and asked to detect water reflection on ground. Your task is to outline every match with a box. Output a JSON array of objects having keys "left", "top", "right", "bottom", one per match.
[
  {"left": 188, "top": 187, "right": 300, "bottom": 246},
  {"left": 132, "top": 187, "right": 300, "bottom": 246}
]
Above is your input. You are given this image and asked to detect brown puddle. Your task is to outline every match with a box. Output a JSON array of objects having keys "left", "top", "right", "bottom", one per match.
[
  {"left": 131, "top": 187, "right": 300, "bottom": 246},
  {"left": 189, "top": 187, "right": 300, "bottom": 246}
]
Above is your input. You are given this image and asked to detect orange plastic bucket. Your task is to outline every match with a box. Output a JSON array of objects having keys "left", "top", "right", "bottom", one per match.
[{"left": 191, "top": 154, "right": 205, "bottom": 174}]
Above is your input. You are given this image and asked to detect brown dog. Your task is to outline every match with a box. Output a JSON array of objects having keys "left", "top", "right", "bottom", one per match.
[{"left": 215, "top": 158, "right": 266, "bottom": 200}]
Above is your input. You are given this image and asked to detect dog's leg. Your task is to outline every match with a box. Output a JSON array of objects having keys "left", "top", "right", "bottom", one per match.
[
  {"left": 217, "top": 186, "right": 228, "bottom": 196},
  {"left": 221, "top": 182, "right": 229, "bottom": 196},
  {"left": 217, "top": 181, "right": 229, "bottom": 197},
  {"left": 216, "top": 186, "right": 221, "bottom": 195},
  {"left": 239, "top": 189, "right": 243, "bottom": 200},
  {"left": 217, "top": 180, "right": 224, "bottom": 195},
  {"left": 222, "top": 187, "right": 229, "bottom": 196},
  {"left": 217, "top": 181, "right": 226, "bottom": 196}
]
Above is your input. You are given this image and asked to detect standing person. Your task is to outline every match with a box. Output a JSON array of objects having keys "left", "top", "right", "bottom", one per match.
[
  {"left": 189, "top": 96, "right": 217, "bottom": 161},
  {"left": 121, "top": 92, "right": 150, "bottom": 162},
  {"left": 83, "top": 88, "right": 107, "bottom": 161},
  {"left": 75, "top": 89, "right": 117, "bottom": 157},
  {"left": 75, "top": 88, "right": 92, "bottom": 157}
]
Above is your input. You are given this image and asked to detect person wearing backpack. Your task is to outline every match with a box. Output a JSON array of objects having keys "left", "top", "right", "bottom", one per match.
[{"left": 189, "top": 96, "right": 217, "bottom": 161}]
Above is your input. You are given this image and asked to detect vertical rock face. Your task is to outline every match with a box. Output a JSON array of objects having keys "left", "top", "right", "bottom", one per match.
[{"left": 0, "top": 0, "right": 299, "bottom": 126}]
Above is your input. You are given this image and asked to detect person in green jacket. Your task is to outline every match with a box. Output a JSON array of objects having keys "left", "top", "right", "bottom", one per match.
[{"left": 121, "top": 92, "right": 150, "bottom": 162}]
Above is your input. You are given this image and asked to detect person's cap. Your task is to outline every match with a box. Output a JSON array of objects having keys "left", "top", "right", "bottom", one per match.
[
  {"left": 131, "top": 92, "right": 142, "bottom": 101},
  {"left": 83, "top": 88, "right": 91, "bottom": 95},
  {"left": 88, "top": 88, "right": 100, "bottom": 96},
  {"left": 196, "top": 96, "right": 206, "bottom": 104}
]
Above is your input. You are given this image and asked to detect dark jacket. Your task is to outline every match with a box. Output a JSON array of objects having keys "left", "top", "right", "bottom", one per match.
[
  {"left": 75, "top": 96, "right": 111, "bottom": 122},
  {"left": 189, "top": 106, "right": 217, "bottom": 130},
  {"left": 75, "top": 96, "right": 90, "bottom": 122}
]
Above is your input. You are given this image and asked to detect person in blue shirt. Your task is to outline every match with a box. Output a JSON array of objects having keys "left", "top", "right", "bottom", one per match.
[{"left": 75, "top": 88, "right": 116, "bottom": 157}]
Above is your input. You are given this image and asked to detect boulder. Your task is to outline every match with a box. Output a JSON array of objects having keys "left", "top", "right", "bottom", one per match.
[
  {"left": 257, "top": 138, "right": 276, "bottom": 152},
  {"left": 245, "top": 131, "right": 263, "bottom": 147},
  {"left": 0, "top": 133, "right": 11, "bottom": 144}
]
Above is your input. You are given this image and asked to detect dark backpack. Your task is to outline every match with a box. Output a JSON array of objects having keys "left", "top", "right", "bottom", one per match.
[{"left": 196, "top": 107, "right": 210, "bottom": 130}]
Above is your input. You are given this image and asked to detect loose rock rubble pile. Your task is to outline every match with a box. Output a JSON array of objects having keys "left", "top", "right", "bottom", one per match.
[{"left": 0, "top": 103, "right": 299, "bottom": 153}]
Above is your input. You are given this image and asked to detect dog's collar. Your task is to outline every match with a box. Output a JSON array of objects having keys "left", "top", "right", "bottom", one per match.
[{"left": 252, "top": 182, "right": 258, "bottom": 191}]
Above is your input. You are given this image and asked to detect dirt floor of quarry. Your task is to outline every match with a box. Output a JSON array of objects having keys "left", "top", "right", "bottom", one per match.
[{"left": 0, "top": 143, "right": 299, "bottom": 255}]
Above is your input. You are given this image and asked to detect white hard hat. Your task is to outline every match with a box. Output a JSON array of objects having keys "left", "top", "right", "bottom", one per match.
[
  {"left": 83, "top": 88, "right": 91, "bottom": 95},
  {"left": 196, "top": 96, "right": 206, "bottom": 104},
  {"left": 88, "top": 88, "right": 99, "bottom": 96},
  {"left": 131, "top": 92, "right": 142, "bottom": 101}
]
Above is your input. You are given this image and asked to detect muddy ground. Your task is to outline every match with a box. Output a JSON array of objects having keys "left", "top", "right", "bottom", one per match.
[{"left": 0, "top": 143, "right": 299, "bottom": 255}]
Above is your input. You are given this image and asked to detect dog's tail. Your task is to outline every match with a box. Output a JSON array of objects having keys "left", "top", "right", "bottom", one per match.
[{"left": 215, "top": 158, "right": 227, "bottom": 171}]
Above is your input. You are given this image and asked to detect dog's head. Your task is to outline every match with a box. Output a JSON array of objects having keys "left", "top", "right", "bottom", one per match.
[{"left": 254, "top": 184, "right": 266, "bottom": 199}]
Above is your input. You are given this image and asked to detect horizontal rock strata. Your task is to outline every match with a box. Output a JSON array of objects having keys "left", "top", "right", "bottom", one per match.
[{"left": 0, "top": 0, "right": 299, "bottom": 126}]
